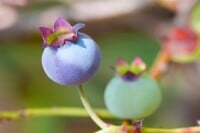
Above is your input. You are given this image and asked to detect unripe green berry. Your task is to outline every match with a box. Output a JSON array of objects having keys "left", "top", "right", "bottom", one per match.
[{"left": 104, "top": 75, "right": 162, "bottom": 120}]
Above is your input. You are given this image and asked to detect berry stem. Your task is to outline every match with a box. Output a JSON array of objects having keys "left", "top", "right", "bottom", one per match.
[
  {"left": 134, "top": 120, "right": 143, "bottom": 133},
  {"left": 150, "top": 50, "right": 170, "bottom": 80},
  {"left": 77, "top": 84, "right": 108, "bottom": 129}
]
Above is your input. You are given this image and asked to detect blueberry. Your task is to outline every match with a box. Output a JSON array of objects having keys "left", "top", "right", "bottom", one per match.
[
  {"left": 40, "top": 17, "right": 101, "bottom": 85},
  {"left": 104, "top": 58, "right": 162, "bottom": 120},
  {"left": 104, "top": 75, "right": 162, "bottom": 120}
]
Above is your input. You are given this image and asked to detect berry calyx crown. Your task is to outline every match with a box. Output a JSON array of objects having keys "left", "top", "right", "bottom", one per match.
[
  {"left": 39, "top": 17, "right": 85, "bottom": 48},
  {"left": 113, "top": 57, "right": 147, "bottom": 81}
]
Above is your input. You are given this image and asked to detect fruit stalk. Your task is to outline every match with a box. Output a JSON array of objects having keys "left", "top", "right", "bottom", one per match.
[{"left": 77, "top": 85, "right": 108, "bottom": 129}]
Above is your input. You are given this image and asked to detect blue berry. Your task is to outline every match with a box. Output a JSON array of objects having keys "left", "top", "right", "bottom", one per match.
[{"left": 40, "top": 17, "right": 101, "bottom": 85}]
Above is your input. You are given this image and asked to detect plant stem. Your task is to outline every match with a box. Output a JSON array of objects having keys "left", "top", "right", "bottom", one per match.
[
  {"left": 142, "top": 126, "right": 200, "bottom": 133},
  {"left": 150, "top": 50, "right": 170, "bottom": 80},
  {"left": 0, "top": 107, "right": 199, "bottom": 133},
  {"left": 0, "top": 107, "right": 114, "bottom": 120},
  {"left": 77, "top": 85, "right": 108, "bottom": 129},
  {"left": 96, "top": 125, "right": 200, "bottom": 133}
]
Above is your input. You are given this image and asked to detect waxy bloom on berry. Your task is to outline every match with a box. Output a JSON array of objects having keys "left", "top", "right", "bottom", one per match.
[
  {"left": 163, "top": 26, "right": 200, "bottom": 63},
  {"left": 40, "top": 17, "right": 101, "bottom": 85},
  {"left": 105, "top": 58, "right": 161, "bottom": 120}
]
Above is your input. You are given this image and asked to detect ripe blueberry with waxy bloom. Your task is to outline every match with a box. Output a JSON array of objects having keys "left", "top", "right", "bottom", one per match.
[{"left": 40, "top": 17, "right": 101, "bottom": 85}]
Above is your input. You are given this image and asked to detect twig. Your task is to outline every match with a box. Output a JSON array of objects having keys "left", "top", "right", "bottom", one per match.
[
  {"left": 150, "top": 49, "right": 170, "bottom": 80},
  {"left": 96, "top": 125, "right": 200, "bottom": 133},
  {"left": 142, "top": 126, "right": 200, "bottom": 133},
  {"left": 0, "top": 107, "right": 114, "bottom": 121}
]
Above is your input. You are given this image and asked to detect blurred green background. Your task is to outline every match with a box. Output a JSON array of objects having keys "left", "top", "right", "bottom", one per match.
[{"left": 0, "top": 0, "right": 200, "bottom": 132}]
